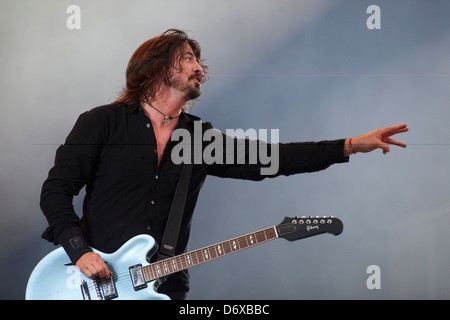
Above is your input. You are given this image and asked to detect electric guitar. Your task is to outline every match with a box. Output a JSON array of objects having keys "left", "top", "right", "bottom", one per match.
[{"left": 25, "top": 216, "right": 343, "bottom": 300}]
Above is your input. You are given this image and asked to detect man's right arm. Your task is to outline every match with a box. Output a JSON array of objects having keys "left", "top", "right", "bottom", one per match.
[{"left": 40, "top": 110, "right": 103, "bottom": 264}]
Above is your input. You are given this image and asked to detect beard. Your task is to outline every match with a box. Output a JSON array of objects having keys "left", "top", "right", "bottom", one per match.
[{"left": 166, "top": 74, "right": 201, "bottom": 100}]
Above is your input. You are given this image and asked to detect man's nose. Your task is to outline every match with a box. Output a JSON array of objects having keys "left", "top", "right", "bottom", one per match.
[
  {"left": 193, "top": 60, "right": 202, "bottom": 74},
  {"left": 193, "top": 62, "right": 206, "bottom": 82}
]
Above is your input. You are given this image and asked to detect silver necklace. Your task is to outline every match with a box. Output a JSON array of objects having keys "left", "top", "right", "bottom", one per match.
[{"left": 148, "top": 103, "right": 180, "bottom": 126}]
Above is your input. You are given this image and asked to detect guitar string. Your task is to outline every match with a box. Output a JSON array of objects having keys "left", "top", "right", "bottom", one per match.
[{"left": 79, "top": 220, "right": 337, "bottom": 293}]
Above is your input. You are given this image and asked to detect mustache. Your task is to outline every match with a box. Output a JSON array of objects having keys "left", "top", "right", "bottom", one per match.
[{"left": 189, "top": 72, "right": 206, "bottom": 83}]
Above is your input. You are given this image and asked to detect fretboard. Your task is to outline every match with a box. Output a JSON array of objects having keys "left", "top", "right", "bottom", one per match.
[{"left": 142, "top": 226, "right": 278, "bottom": 282}]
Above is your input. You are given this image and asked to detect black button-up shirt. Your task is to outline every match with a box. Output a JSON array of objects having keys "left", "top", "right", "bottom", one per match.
[{"left": 40, "top": 102, "right": 348, "bottom": 295}]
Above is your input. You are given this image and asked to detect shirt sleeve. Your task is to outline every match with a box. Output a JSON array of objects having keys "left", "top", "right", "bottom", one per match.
[
  {"left": 40, "top": 110, "right": 104, "bottom": 263},
  {"left": 207, "top": 131, "right": 349, "bottom": 180}
]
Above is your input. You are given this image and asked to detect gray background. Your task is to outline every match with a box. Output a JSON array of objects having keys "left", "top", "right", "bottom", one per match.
[{"left": 1, "top": 0, "right": 449, "bottom": 299}]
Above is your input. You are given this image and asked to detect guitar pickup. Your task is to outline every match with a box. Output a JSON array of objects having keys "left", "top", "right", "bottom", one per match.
[
  {"left": 129, "top": 264, "right": 147, "bottom": 291},
  {"left": 99, "top": 276, "right": 118, "bottom": 300}
]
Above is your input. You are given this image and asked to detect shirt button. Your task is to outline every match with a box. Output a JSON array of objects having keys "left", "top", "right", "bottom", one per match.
[
  {"left": 150, "top": 200, "right": 155, "bottom": 205},
  {"left": 147, "top": 226, "right": 151, "bottom": 231},
  {"left": 155, "top": 175, "right": 159, "bottom": 180},
  {"left": 146, "top": 123, "right": 151, "bottom": 128},
  {"left": 153, "top": 149, "right": 157, "bottom": 154}
]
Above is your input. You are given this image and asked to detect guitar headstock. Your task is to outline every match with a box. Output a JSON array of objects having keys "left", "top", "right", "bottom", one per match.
[{"left": 276, "top": 216, "right": 343, "bottom": 242}]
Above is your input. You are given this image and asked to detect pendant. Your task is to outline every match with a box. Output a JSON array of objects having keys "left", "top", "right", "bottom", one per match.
[{"left": 163, "top": 115, "right": 169, "bottom": 126}]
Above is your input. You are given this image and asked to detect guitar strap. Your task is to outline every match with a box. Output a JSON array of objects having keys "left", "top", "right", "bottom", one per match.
[{"left": 156, "top": 123, "right": 194, "bottom": 262}]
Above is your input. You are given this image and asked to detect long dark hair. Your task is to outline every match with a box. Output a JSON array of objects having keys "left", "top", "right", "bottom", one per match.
[{"left": 115, "top": 29, "right": 208, "bottom": 108}]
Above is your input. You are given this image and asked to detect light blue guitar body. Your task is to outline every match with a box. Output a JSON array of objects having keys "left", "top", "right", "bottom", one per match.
[{"left": 25, "top": 234, "right": 170, "bottom": 300}]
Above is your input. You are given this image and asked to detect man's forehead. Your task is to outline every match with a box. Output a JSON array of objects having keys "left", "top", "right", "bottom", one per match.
[{"left": 181, "top": 43, "right": 195, "bottom": 55}]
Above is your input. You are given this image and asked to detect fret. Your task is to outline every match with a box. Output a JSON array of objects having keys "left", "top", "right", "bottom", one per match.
[
  {"left": 177, "top": 255, "right": 184, "bottom": 270},
  {"left": 143, "top": 267, "right": 151, "bottom": 282},
  {"left": 266, "top": 227, "right": 277, "bottom": 240},
  {"left": 207, "top": 246, "right": 214, "bottom": 260},
  {"left": 247, "top": 233, "right": 256, "bottom": 246},
  {"left": 203, "top": 248, "right": 210, "bottom": 261},
  {"left": 195, "top": 250, "right": 203, "bottom": 264},
  {"left": 180, "top": 256, "right": 186, "bottom": 269},
  {"left": 238, "top": 236, "right": 247, "bottom": 250},
  {"left": 197, "top": 250, "right": 203, "bottom": 263},
  {"left": 230, "top": 239, "right": 239, "bottom": 251},
  {"left": 208, "top": 246, "right": 214, "bottom": 259},
  {"left": 150, "top": 265, "right": 156, "bottom": 279},
  {"left": 146, "top": 265, "right": 153, "bottom": 281},
  {"left": 200, "top": 249, "right": 206, "bottom": 264},
  {"left": 255, "top": 230, "right": 265, "bottom": 243},
  {"left": 214, "top": 243, "right": 221, "bottom": 257},
  {"left": 222, "top": 241, "right": 231, "bottom": 255},
  {"left": 210, "top": 246, "right": 218, "bottom": 259},
  {"left": 176, "top": 258, "right": 182, "bottom": 271},
  {"left": 172, "top": 258, "right": 178, "bottom": 272},
  {"left": 191, "top": 251, "right": 198, "bottom": 265},
  {"left": 155, "top": 264, "right": 162, "bottom": 277},
  {"left": 186, "top": 253, "right": 192, "bottom": 266},
  {"left": 216, "top": 244, "right": 222, "bottom": 257},
  {"left": 151, "top": 265, "right": 156, "bottom": 279}
]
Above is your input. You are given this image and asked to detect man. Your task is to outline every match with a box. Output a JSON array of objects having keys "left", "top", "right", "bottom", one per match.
[{"left": 40, "top": 29, "right": 408, "bottom": 300}]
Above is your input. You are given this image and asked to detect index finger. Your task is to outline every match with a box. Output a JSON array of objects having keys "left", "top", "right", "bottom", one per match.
[
  {"left": 382, "top": 124, "right": 409, "bottom": 136},
  {"left": 96, "top": 259, "right": 112, "bottom": 278}
]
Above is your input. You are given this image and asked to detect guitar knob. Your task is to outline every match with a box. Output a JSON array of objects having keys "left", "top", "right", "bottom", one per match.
[
  {"left": 292, "top": 219, "right": 297, "bottom": 224},
  {"left": 327, "top": 219, "right": 332, "bottom": 224},
  {"left": 306, "top": 219, "right": 311, "bottom": 224},
  {"left": 320, "top": 219, "right": 325, "bottom": 224},
  {"left": 313, "top": 219, "right": 318, "bottom": 224},
  {"left": 299, "top": 219, "right": 304, "bottom": 224}
]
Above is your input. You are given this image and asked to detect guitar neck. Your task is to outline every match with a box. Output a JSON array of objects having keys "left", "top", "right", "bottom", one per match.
[{"left": 142, "top": 226, "right": 278, "bottom": 282}]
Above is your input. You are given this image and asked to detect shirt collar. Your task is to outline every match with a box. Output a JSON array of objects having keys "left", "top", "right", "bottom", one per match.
[{"left": 125, "top": 102, "right": 202, "bottom": 127}]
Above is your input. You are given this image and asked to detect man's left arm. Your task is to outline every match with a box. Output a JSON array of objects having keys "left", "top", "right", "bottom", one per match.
[{"left": 206, "top": 123, "right": 408, "bottom": 180}]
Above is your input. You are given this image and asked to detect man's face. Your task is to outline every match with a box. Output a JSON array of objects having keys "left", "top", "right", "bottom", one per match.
[{"left": 166, "top": 43, "right": 203, "bottom": 101}]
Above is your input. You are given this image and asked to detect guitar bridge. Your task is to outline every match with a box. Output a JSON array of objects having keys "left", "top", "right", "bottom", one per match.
[{"left": 80, "top": 280, "right": 90, "bottom": 300}]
